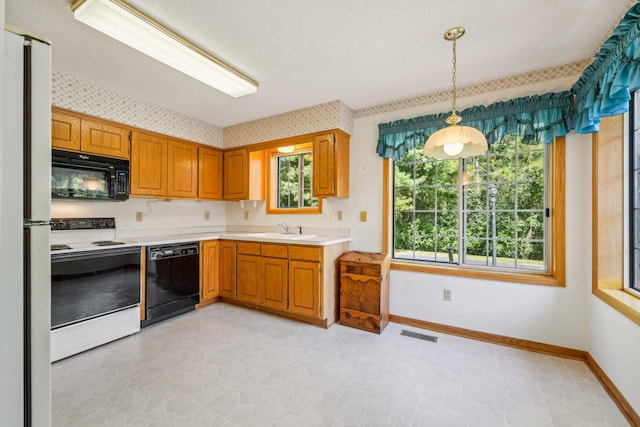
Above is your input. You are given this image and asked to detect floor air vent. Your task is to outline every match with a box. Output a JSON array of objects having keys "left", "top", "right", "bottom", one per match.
[{"left": 400, "top": 329, "right": 438, "bottom": 343}]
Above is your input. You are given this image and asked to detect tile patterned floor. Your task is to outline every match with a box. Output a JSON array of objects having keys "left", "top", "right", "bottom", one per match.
[{"left": 52, "top": 304, "right": 629, "bottom": 426}]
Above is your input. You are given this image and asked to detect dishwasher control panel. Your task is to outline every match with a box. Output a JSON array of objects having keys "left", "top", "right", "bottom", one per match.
[{"left": 148, "top": 243, "right": 199, "bottom": 260}]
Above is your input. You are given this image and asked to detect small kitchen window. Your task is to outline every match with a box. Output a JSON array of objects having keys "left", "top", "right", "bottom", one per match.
[{"left": 266, "top": 144, "right": 322, "bottom": 214}]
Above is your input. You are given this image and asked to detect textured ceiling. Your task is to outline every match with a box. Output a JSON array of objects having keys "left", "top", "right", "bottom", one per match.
[{"left": 5, "top": 0, "right": 634, "bottom": 127}]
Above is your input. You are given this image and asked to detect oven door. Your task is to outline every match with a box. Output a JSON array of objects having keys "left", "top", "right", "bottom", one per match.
[{"left": 51, "top": 246, "right": 141, "bottom": 329}]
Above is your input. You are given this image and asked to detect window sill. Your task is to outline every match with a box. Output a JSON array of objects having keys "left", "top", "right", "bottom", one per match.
[
  {"left": 391, "top": 259, "right": 565, "bottom": 287},
  {"left": 593, "top": 288, "right": 640, "bottom": 326}
]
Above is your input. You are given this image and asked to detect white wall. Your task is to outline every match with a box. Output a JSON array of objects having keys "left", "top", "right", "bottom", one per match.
[{"left": 590, "top": 298, "right": 640, "bottom": 413}]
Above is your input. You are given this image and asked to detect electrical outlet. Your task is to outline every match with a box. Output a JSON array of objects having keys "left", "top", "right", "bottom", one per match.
[
  {"left": 443, "top": 289, "right": 452, "bottom": 301},
  {"left": 204, "top": 211, "right": 210, "bottom": 221},
  {"left": 337, "top": 211, "right": 343, "bottom": 221},
  {"left": 135, "top": 212, "right": 143, "bottom": 222},
  {"left": 359, "top": 211, "right": 367, "bottom": 222},
  {"left": 244, "top": 210, "right": 249, "bottom": 220}
]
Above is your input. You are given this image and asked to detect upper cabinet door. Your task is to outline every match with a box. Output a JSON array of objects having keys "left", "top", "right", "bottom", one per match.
[
  {"left": 51, "top": 109, "right": 81, "bottom": 151},
  {"left": 167, "top": 139, "right": 198, "bottom": 198},
  {"left": 199, "top": 146, "right": 223, "bottom": 200},
  {"left": 130, "top": 130, "right": 167, "bottom": 197},
  {"left": 80, "top": 117, "right": 130, "bottom": 159},
  {"left": 312, "top": 131, "right": 349, "bottom": 198},
  {"left": 223, "top": 148, "right": 249, "bottom": 200},
  {"left": 312, "top": 133, "right": 336, "bottom": 197}
]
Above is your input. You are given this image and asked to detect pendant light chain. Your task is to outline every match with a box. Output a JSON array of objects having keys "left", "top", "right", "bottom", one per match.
[{"left": 451, "top": 36, "right": 457, "bottom": 115}]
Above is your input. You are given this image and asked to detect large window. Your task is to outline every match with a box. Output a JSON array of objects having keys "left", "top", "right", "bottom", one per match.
[{"left": 392, "top": 135, "right": 560, "bottom": 280}]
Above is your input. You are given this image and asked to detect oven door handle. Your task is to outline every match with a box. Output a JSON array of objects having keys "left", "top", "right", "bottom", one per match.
[{"left": 51, "top": 246, "right": 141, "bottom": 262}]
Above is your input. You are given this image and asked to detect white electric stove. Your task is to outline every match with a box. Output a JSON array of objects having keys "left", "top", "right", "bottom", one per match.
[{"left": 50, "top": 218, "right": 142, "bottom": 362}]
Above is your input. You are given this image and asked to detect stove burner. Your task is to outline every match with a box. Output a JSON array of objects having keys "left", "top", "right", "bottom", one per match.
[
  {"left": 92, "top": 241, "right": 126, "bottom": 247},
  {"left": 51, "top": 244, "right": 72, "bottom": 251}
]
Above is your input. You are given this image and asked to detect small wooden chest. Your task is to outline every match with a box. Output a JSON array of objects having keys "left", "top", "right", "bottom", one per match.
[{"left": 339, "top": 251, "right": 390, "bottom": 334}]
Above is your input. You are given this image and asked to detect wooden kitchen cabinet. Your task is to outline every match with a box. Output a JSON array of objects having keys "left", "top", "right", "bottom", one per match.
[
  {"left": 219, "top": 239, "right": 349, "bottom": 328},
  {"left": 219, "top": 241, "right": 237, "bottom": 298},
  {"left": 198, "top": 145, "right": 223, "bottom": 200},
  {"left": 130, "top": 130, "right": 200, "bottom": 199},
  {"left": 236, "top": 242, "right": 261, "bottom": 304},
  {"left": 80, "top": 117, "right": 131, "bottom": 159},
  {"left": 288, "top": 245, "right": 324, "bottom": 319},
  {"left": 288, "top": 259, "right": 321, "bottom": 318},
  {"left": 200, "top": 240, "right": 220, "bottom": 303},
  {"left": 339, "top": 251, "right": 390, "bottom": 334},
  {"left": 260, "top": 244, "right": 288, "bottom": 310},
  {"left": 51, "top": 108, "right": 130, "bottom": 159},
  {"left": 223, "top": 148, "right": 247, "bottom": 200},
  {"left": 223, "top": 148, "right": 264, "bottom": 200},
  {"left": 51, "top": 109, "right": 81, "bottom": 151},
  {"left": 130, "top": 130, "right": 167, "bottom": 197},
  {"left": 167, "top": 138, "right": 198, "bottom": 198},
  {"left": 312, "top": 130, "right": 349, "bottom": 198}
]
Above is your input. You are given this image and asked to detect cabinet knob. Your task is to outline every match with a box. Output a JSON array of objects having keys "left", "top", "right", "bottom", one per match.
[{"left": 340, "top": 291, "right": 345, "bottom": 296}]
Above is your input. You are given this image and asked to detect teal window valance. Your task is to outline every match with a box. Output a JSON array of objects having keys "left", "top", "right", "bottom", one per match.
[
  {"left": 572, "top": 1, "right": 640, "bottom": 133},
  {"left": 376, "top": 91, "right": 573, "bottom": 160}
]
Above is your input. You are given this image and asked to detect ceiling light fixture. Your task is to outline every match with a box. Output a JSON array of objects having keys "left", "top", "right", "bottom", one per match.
[
  {"left": 424, "top": 27, "right": 487, "bottom": 159},
  {"left": 276, "top": 146, "right": 295, "bottom": 153},
  {"left": 71, "top": 0, "right": 258, "bottom": 97}
]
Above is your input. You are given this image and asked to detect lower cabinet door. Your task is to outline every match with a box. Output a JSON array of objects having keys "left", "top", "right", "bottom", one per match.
[
  {"left": 201, "top": 241, "right": 219, "bottom": 300},
  {"left": 260, "top": 257, "right": 288, "bottom": 310},
  {"left": 237, "top": 254, "right": 260, "bottom": 303},
  {"left": 219, "top": 241, "right": 237, "bottom": 298},
  {"left": 288, "top": 260, "right": 321, "bottom": 318}
]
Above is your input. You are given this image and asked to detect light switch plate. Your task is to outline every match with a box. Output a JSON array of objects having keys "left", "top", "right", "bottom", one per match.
[{"left": 359, "top": 211, "right": 367, "bottom": 222}]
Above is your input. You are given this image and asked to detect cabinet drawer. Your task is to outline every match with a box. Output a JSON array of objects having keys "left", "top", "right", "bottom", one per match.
[
  {"left": 261, "top": 243, "right": 288, "bottom": 258},
  {"left": 289, "top": 245, "right": 322, "bottom": 262},
  {"left": 341, "top": 263, "right": 381, "bottom": 278},
  {"left": 237, "top": 241, "right": 261, "bottom": 255},
  {"left": 340, "top": 308, "right": 382, "bottom": 333}
]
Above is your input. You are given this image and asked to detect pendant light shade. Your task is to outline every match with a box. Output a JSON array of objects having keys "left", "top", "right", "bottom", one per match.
[{"left": 424, "top": 27, "right": 487, "bottom": 159}]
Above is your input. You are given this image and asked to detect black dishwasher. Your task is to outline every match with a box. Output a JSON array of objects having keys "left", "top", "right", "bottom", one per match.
[{"left": 143, "top": 242, "right": 200, "bottom": 327}]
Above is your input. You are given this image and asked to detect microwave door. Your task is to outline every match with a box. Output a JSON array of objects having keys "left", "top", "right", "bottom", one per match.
[{"left": 51, "top": 163, "right": 111, "bottom": 200}]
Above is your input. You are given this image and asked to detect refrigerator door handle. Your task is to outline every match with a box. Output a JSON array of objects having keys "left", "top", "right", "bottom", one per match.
[{"left": 23, "top": 220, "right": 51, "bottom": 227}]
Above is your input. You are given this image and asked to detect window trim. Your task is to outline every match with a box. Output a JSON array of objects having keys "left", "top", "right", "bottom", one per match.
[
  {"left": 265, "top": 144, "right": 322, "bottom": 215},
  {"left": 593, "top": 112, "right": 640, "bottom": 326},
  {"left": 382, "top": 136, "right": 566, "bottom": 287}
]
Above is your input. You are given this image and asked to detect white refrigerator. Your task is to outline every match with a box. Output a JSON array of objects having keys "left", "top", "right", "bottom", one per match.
[{"left": 1, "top": 27, "right": 52, "bottom": 426}]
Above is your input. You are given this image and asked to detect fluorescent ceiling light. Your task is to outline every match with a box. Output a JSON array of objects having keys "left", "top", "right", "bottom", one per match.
[{"left": 72, "top": 0, "right": 258, "bottom": 97}]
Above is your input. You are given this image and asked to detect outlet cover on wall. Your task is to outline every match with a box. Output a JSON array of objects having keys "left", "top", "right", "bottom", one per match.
[
  {"left": 135, "top": 212, "right": 143, "bottom": 222},
  {"left": 359, "top": 211, "right": 367, "bottom": 222},
  {"left": 443, "top": 289, "right": 452, "bottom": 301},
  {"left": 337, "top": 211, "right": 343, "bottom": 221},
  {"left": 204, "top": 211, "right": 210, "bottom": 221},
  {"left": 244, "top": 211, "right": 249, "bottom": 220}
]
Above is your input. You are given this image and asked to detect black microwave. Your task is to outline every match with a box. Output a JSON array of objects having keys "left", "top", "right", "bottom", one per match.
[{"left": 51, "top": 149, "right": 130, "bottom": 201}]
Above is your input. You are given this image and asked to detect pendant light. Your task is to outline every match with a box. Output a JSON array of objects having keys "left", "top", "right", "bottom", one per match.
[{"left": 424, "top": 27, "right": 487, "bottom": 159}]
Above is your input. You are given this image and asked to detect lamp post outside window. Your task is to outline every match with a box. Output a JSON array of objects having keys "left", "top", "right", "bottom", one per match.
[{"left": 489, "top": 184, "right": 498, "bottom": 266}]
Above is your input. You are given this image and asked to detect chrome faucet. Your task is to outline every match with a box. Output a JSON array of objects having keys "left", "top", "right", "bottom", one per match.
[{"left": 277, "top": 222, "right": 289, "bottom": 233}]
